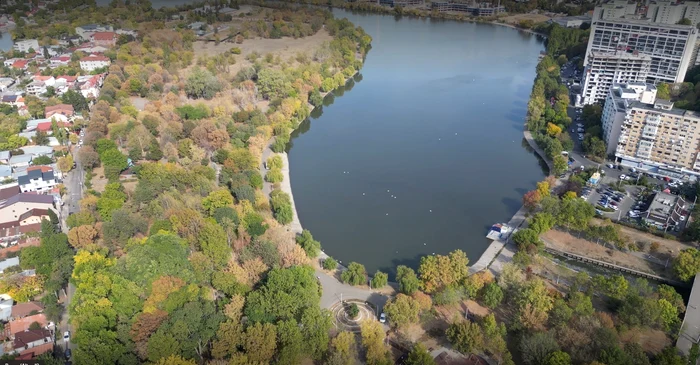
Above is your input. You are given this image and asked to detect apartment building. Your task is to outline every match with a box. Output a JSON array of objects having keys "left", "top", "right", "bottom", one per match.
[
  {"left": 592, "top": 0, "right": 638, "bottom": 21},
  {"left": 582, "top": 51, "right": 651, "bottom": 105},
  {"left": 12, "top": 39, "right": 38, "bottom": 53},
  {"left": 602, "top": 83, "right": 658, "bottom": 155},
  {"left": 431, "top": 1, "right": 506, "bottom": 15},
  {"left": 79, "top": 55, "right": 110, "bottom": 71},
  {"left": 613, "top": 98, "right": 700, "bottom": 178},
  {"left": 647, "top": 0, "right": 700, "bottom": 25},
  {"left": 584, "top": 19, "right": 697, "bottom": 85}
]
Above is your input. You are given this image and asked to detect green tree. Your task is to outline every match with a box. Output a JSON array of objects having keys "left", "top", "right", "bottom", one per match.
[
  {"left": 100, "top": 148, "right": 128, "bottom": 180},
  {"left": 384, "top": 294, "right": 420, "bottom": 328},
  {"left": 512, "top": 228, "right": 542, "bottom": 251},
  {"left": 341, "top": 262, "right": 367, "bottom": 286},
  {"left": 244, "top": 265, "right": 320, "bottom": 323},
  {"left": 296, "top": 229, "right": 321, "bottom": 258},
  {"left": 322, "top": 257, "right": 338, "bottom": 270},
  {"left": 256, "top": 68, "right": 291, "bottom": 100},
  {"left": 329, "top": 331, "right": 357, "bottom": 365},
  {"left": 300, "top": 306, "right": 332, "bottom": 360},
  {"left": 371, "top": 271, "right": 388, "bottom": 288},
  {"left": 544, "top": 351, "right": 571, "bottom": 365},
  {"left": 481, "top": 282, "right": 504, "bottom": 308},
  {"left": 61, "top": 89, "right": 88, "bottom": 111},
  {"left": 275, "top": 319, "right": 303, "bottom": 364},
  {"left": 396, "top": 265, "right": 420, "bottom": 295},
  {"left": 446, "top": 320, "right": 483, "bottom": 355},
  {"left": 360, "top": 320, "right": 391, "bottom": 365},
  {"left": 185, "top": 67, "right": 222, "bottom": 99},
  {"left": 673, "top": 248, "right": 700, "bottom": 281},
  {"left": 657, "top": 83, "right": 671, "bottom": 100},
  {"left": 202, "top": 189, "right": 234, "bottom": 215},
  {"left": 270, "top": 189, "right": 293, "bottom": 225},
  {"left": 244, "top": 322, "right": 277, "bottom": 363},
  {"left": 406, "top": 343, "right": 436, "bottom": 365},
  {"left": 553, "top": 154, "right": 568, "bottom": 175},
  {"left": 519, "top": 332, "right": 559, "bottom": 365}
]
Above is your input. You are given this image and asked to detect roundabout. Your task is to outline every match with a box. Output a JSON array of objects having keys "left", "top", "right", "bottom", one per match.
[{"left": 329, "top": 299, "right": 378, "bottom": 332}]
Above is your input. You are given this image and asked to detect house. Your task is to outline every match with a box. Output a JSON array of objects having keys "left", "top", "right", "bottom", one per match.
[
  {"left": 3, "top": 58, "right": 19, "bottom": 67},
  {"left": 77, "top": 74, "right": 104, "bottom": 99},
  {"left": 19, "top": 146, "right": 53, "bottom": 158},
  {"left": 0, "top": 151, "right": 10, "bottom": 163},
  {"left": 9, "top": 155, "right": 32, "bottom": 168},
  {"left": 0, "top": 257, "right": 19, "bottom": 273},
  {"left": 8, "top": 313, "right": 47, "bottom": 337},
  {"left": 48, "top": 55, "right": 70, "bottom": 68},
  {"left": 24, "top": 118, "right": 50, "bottom": 131},
  {"left": 189, "top": 21, "right": 206, "bottom": 31},
  {"left": 12, "top": 329, "right": 53, "bottom": 358},
  {"left": 12, "top": 39, "right": 38, "bottom": 53},
  {"left": 35, "top": 122, "right": 53, "bottom": 133},
  {"left": 115, "top": 28, "right": 137, "bottom": 37},
  {"left": 44, "top": 104, "right": 74, "bottom": 122},
  {"left": 0, "top": 77, "right": 15, "bottom": 92},
  {"left": 18, "top": 169, "right": 56, "bottom": 193},
  {"left": 57, "top": 35, "right": 81, "bottom": 47},
  {"left": 1, "top": 95, "right": 17, "bottom": 105},
  {"left": 75, "top": 45, "right": 108, "bottom": 54},
  {"left": 25, "top": 80, "right": 46, "bottom": 96},
  {"left": 10, "top": 302, "right": 43, "bottom": 320},
  {"left": 0, "top": 194, "right": 56, "bottom": 225},
  {"left": 0, "top": 166, "right": 11, "bottom": 180},
  {"left": 0, "top": 294, "right": 12, "bottom": 322},
  {"left": 17, "top": 131, "right": 35, "bottom": 140},
  {"left": 79, "top": 55, "right": 110, "bottom": 71},
  {"left": 11, "top": 59, "right": 29, "bottom": 70},
  {"left": 75, "top": 24, "right": 113, "bottom": 40},
  {"left": 0, "top": 184, "right": 19, "bottom": 202},
  {"left": 643, "top": 192, "right": 689, "bottom": 230},
  {"left": 91, "top": 31, "right": 117, "bottom": 47}
]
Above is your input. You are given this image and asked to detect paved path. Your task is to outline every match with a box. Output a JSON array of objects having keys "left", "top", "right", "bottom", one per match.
[
  {"left": 678, "top": 275, "right": 700, "bottom": 358},
  {"left": 257, "top": 137, "right": 383, "bottom": 309},
  {"left": 316, "top": 268, "right": 389, "bottom": 310}
]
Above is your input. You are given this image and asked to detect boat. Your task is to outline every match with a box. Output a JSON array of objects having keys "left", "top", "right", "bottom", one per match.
[{"left": 486, "top": 223, "right": 511, "bottom": 241}]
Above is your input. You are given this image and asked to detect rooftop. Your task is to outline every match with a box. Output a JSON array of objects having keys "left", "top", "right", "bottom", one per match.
[
  {"left": 11, "top": 302, "right": 43, "bottom": 318},
  {"left": 13, "top": 329, "right": 51, "bottom": 349},
  {"left": 0, "top": 193, "right": 54, "bottom": 209}
]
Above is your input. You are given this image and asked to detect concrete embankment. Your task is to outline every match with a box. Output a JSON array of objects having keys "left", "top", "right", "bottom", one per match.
[{"left": 470, "top": 129, "right": 554, "bottom": 275}]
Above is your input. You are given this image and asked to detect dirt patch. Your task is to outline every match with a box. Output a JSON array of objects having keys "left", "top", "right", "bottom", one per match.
[
  {"left": 501, "top": 13, "right": 551, "bottom": 25},
  {"left": 619, "top": 327, "right": 670, "bottom": 354},
  {"left": 122, "top": 180, "right": 138, "bottom": 194},
  {"left": 191, "top": 29, "right": 332, "bottom": 77},
  {"left": 129, "top": 97, "right": 149, "bottom": 111},
  {"left": 591, "top": 218, "right": 692, "bottom": 257},
  {"left": 541, "top": 229, "right": 675, "bottom": 279},
  {"left": 90, "top": 166, "right": 108, "bottom": 193}
]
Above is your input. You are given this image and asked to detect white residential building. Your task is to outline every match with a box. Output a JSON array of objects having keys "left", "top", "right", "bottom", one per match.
[
  {"left": 79, "top": 55, "right": 110, "bottom": 72},
  {"left": 12, "top": 39, "right": 38, "bottom": 53},
  {"left": 582, "top": 51, "right": 651, "bottom": 105},
  {"left": 647, "top": 1, "right": 700, "bottom": 25},
  {"left": 592, "top": 0, "right": 638, "bottom": 21},
  {"left": 18, "top": 169, "right": 56, "bottom": 193},
  {"left": 601, "top": 83, "right": 658, "bottom": 155},
  {"left": 581, "top": 16, "right": 698, "bottom": 105}
]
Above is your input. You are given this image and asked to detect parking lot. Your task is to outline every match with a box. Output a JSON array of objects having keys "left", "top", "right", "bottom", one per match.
[{"left": 581, "top": 183, "right": 643, "bottom": 221}]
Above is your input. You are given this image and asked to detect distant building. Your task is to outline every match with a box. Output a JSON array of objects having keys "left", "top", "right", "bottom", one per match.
[
  {"left": 79, "top": 55, "right": 110, "bottom": 72},
  {"left": 75, "top": 24, "right": 113, "bottom": 40},
  {"left": 431, "top": 1, "right": 506, "bottom": 15},
  {"left": 90, "top": 31, "right": 117, "bottom": 47},
  {"left": 48, "top": 55, "right": 70, "bottom": 68},
  {"left": 12, "top": 39, "right": 38, "bottom": 53},
  {"left": 0, "top": 294, "right": 12, "bottom": 322},
  {"left": 550, "top": 15, "right": 592, "bottom": 28},
  {"left": 0, "top": 257, "right": 19, "bottom": 274},
  {"left": 44, "top": 104, "right": 74, "bottom": 122},
  {"left": 8, "top": 155, "right": 32, "bottom": 168},
  {"left": 0, "top": 78, "right": 14, "bottom": 92}
]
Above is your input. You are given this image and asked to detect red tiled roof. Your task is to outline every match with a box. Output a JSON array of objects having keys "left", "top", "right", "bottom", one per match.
[
  {"left": 36, "top": 122, "right": 52, "bottom": 132},
  {"left": 11, "top": 60, "right": 28, "bottom": 69},
  {"left": 45, "top": 104, "right": 74, "bottom": 117},
  {"left": 8, "top": 314, "right": 47, "bottom": 335},
  {"left": 13, "top": 329, "right": 51, "bottom": 350},
  {"left": 92, "top": 31, "right": 116, "bottom": 41},
  {"left": 0, "top": 223, "right": 43, "bottom": 239},
  {"left": 11, "top": 302, "right": 44, "bottom": 319},
  {"left": 17, "top": 342, "right": 53, "bottom": 358},
  {"left": 0, "top": 185, "right": 19, "bottom": 201},
  {"left": 26, "top": 166, "right": 53, "bottom": 173},
  {"left": 56, "top": 75, "right": 77, "bottom": 82},
  {"left": 33, "top": 76, "right": 52, "bottom": 82}
]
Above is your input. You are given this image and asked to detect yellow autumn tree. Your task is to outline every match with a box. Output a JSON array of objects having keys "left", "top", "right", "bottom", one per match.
[{"left": 546, "top": 122, "right": 562, "bottom": 137}]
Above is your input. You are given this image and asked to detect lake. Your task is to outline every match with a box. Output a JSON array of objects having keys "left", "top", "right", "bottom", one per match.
[{"left": 288, "top": 9, "right": 547, "bottom": 275}]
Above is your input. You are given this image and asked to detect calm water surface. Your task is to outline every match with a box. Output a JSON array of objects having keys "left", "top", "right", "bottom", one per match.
[{"left": 289, "top": 10, "right": 547, "bottom": 275}]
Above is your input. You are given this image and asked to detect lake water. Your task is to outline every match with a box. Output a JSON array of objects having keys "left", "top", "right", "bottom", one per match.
[{"left": 288, "top": 9, "right": 547, "bottom": 275}]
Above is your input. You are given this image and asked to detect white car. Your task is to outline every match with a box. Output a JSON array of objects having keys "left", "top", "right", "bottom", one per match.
[
  {"left": 606, "top": 163, "right": 615, "bottom": 168},
  {"left": 63, "top": 331, "right": 70, "bottom": 342},
  {"left": 620, "top": 174, "right": 627, "bottom": 180},
  {"left": 379, "top": 313, "right": 386, "bottom": 323},
  {"left": 578, "top": 135, "right": 584, "bottom": 141}
]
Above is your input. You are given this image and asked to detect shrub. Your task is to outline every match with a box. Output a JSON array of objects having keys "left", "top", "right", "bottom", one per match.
[{"left": 322, "top": 257, "right": 337, "bottom": 270}]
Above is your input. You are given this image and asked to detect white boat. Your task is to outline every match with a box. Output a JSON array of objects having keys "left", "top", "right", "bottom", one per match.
[{"left": 486, "top": 223, "right": 511, "bottom": 241}]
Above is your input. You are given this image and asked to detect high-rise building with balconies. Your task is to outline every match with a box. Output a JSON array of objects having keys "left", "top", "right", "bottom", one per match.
[
  {"left": 606, "top": 91, "right": 700, "bottom": 178},
  {"left": 601, "top": 83, "right": 657, "bottom": 155},
  {"left": 582, "top": 52, "right": 651, "bottom": 105}
]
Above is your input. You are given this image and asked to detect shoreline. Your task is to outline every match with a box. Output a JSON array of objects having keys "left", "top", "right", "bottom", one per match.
[{"left": 266, "top": 15, "right": 548, "bottom": 273}]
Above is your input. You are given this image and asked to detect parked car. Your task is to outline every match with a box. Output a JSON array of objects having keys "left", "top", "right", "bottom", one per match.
[
  {"left": 64, "top": 331, "right": 70, "bottom": 343},
  {"left": 620, "top": 174, "right": 627, "bottom": 180},
  {"left": 578, "top": 135, "right": 584, "bottom": 141},
  {"left": 379, "top": 313, "right": 386, "bottom": 323},
  {"left": 65, "top": 348, "right": 72, "bottom": 360},
  {"left": 606, "top": 163, "right": 615, "bottom": 168}
]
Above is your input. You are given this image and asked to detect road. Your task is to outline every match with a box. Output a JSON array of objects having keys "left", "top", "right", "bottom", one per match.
[
  {"left": 316, "top": 268, "right": 389, "bottom": 311},
  {"left": 58, "top": 143, "right": 85, "bottom": 355}
]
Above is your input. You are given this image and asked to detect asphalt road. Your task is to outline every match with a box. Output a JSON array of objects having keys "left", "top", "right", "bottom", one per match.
[{"left": 58, "top": 143, "right": 85, "bottom": 356}]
